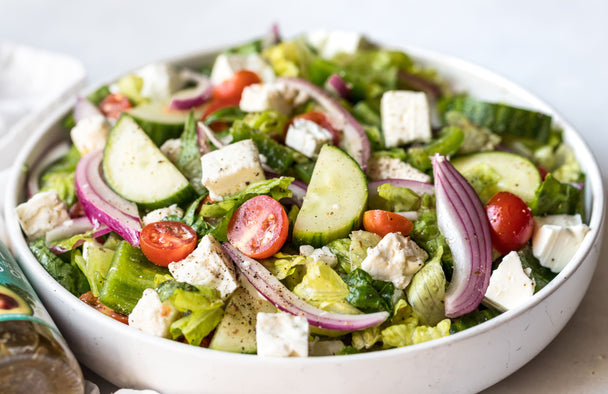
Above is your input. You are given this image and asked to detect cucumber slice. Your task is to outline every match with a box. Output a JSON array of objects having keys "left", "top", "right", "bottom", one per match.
[
  {"left": 127, "top": 101, "right": 204, "bottom": 146},
  {"left": 451, "top": 151, "right": 541, "bottom": 204},
  {"left": 209, "top": 287, "right": 276, "bottom": 354},
  {"left": 103, "top": 116, "right": 195, "bottom": 209},
  {"left": 293, "top": 145, "right": 368, "bottom": 247},
  {"left": 440, "top": 95, "right": 552, "bottom": 143}
]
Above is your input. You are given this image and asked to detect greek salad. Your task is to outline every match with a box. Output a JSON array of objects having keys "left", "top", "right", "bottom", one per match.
[{"left": 16, "top": 28, "right": 590, "bottom": 357}]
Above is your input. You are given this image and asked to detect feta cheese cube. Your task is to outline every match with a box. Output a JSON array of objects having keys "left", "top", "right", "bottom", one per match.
[
  {"left": 141, "top": 204, "right": 184, "bottom": 226},
  {"left": 159, "top": 138, "right": 181, "bottom": 164},
  {"left": 532, "top": 214, "right": 590, "bottom": 273},
  {"left": 135, "top": 63, "right": 183, "bottom": 101},
  {"left": 210, "top": 53, "right": 275, "bottom": 85},
  {"left": 70, "top": 114, "right": 111, "bottom": 155},
  {"left": 285, "top": 118, "right": 333, "bottom": 158},
  {"left": 128, "top": 288, "right": 178, "bottom": 338},
  {"left": 168, "top": 234, "right": 238, "bottom": 298},
  {"left": 366, "top": 156, "right": 431, "bottom": 183},
  {"left": 484, "top": 251, "right": 535, "bottom": 311},
  {"left": 256, "top": 312, "right": 309, "bottom": 357},
  {"left": 239, "top": 82, "right": 309, "bottom": 115},
  {"left": 299, "top": 245, "right": 338, "bottom": 267},
  {"left": 361, "top": 233, "right": 428, "bottom": 289},
  {"left": 381, "top": 91, "right": 432, "bottom": 147},
  {"left": 16, "top": 191, "right": 70, "bottom": 239},
  {"left": 200, "top": 139, "right": 265, "bottom": 201},
  {"left": 306, "top": 30, "right": 366, "bottom": 59}
]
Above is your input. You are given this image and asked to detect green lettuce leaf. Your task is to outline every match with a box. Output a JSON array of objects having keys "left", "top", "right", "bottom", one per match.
[
  {"left": 410, "top": 194, "right": 453, "bottom": 272},
  {"left": 344, "top": 268, "right": 394, "bottom": 314},
  {"left": 352, "top": 325, "right": 382, "bottom": 350},
  {"left": 29, "top": 238, "right": 90, "bottom": 296},
  {"left": 349, "top": 230, "right": 381, "bottom": 270},
  {"left": 450, "top": 308, "right": 501, "bottom": 334},
  {"left": 406, "top": 248, "right": 446, "bottom": 326},
  {"left": 72, "top": 242, "right": 114, "bottom": 297},
  {"left": 39, "top": 145, "right": 81, "bottom": 207},
  {"left": 293, "top": 260, "right": 349, "bottom": 304},
  {"left": 381, "top": 317, "right": 451, "bottom": 348},
  {"left": 116, "top": 74, "right": 146, "bottom": 105},
  {"left": 164, "top": 283, "right": 224, "bottom": 346},
  {"left": 176, "top": 112, "right": 206, "bottom": 195},
  {"left": 242, "top": 110, "right": 289, "bottom": 140},
  {"left": 326, "top": 238, "right": 352, "bottom": 273},
  {"left": 370, "top": 183, "right": 420, "bottom": 212},
  {"left": 263, "top": 38, "right": 316, "bottom": 78},
  {"left": 262, "top": 252, "right": 309, "bottom": 280},
  {"left": 529, "top": 174, "right": 584, "bottom": 217}
]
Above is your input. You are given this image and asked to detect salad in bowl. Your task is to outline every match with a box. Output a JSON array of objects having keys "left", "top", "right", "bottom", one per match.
[{"left": 12, "top": 29, "right": 592, "bottom": 361}]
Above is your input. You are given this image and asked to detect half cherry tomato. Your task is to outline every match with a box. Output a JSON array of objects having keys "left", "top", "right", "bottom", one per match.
[
  {"left": 285, "top": 111, "right": 341, "bottom": 145},
  {"left": 140, "top": 221, "right": 198, "bottom": 267},
  {"left": 485, "top": 191, "right": 534, "bottom": 254},
  {"left": 227, "top": 195, "right": 289, "bottom": 259},
  {"left": 212, "top": 70, "right": 261, "bottom": 103},
  {"left": 99, "top": 93, "right": 132, "bottom": 120},
  {"left": 363, "top": 210, "right": 413, "bottom": 238}
]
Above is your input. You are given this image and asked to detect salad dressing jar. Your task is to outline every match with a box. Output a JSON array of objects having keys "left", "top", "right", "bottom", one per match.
[{"left": 0, "top": 240, "right": 84, "bottom": 394}]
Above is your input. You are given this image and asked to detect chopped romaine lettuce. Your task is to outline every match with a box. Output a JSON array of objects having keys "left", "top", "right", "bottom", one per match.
[
  {"left": 516, "top": 245, "right": 557, "bottom": 292},
  {"left": 410, "top": 194, "right": 453, "bottom": 272},
  {"left": 326, "top": 237, "right": 352, "bottom": 273},
  {"left": 348, "top": 230, "right": 381, "bottom": 271},
  {"left": 445, "top": 111, "right": 501, "bottom": 154},
  {"left": 371, "top": 183, "right": 420, "bottom": 212},
  {"left": 177, "top": 112, "right": 206, "bottom": 195},
  {"left": 450, "top": 308, "right": 501, "bottom": 334},
  {"left": 39, "top": 145, "right": 81, "bottom": 207},
  {"left": 406, "top": 248, "right": 446, "bottom": 326},
  {"left": 344, "top": 268, "right": 395, "bottom": 314},
  {"left": 72, "top": 243, "right": 114, "bottom": 297},
  {"left": 407, "top": 126, "right": 464, "bottom": 172},
  {"left": 293, "top": 260, "right": 349, "bottom": 304},
  {"left": 381, "top": 317, "right": 451, "bottom": 348},
  {"left": 529, "top": 174, "right": 584, "bottom": 217},
  {"left": 262, "top": 38, "right": 316, "bottom": 78}
]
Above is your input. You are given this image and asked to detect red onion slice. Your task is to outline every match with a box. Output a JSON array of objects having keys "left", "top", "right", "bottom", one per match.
[
  {"left": 73, "top": 96, "right": 102, "bottom": 123},
  {"left": 75, "top": 151, "right": 142, "bottom": 246},
  {"left": 27, "top": 141, "right": 71, "bottom": 197},
  {"left": 275, "top": 77, "right": 370, "bottom": 171},
  {"left": 432, "top": 154, "right": 492, "bottom": 318},
  {"left": 325, "top": 73, "right": 351, "bottom": 100},
  {"left": 223, "top": 242, "right": 389, "bottom": 330},
  {"left": 368, "top": 178, "right": 434, "bottom": 200},
  {"left": 197, "top": 121, "right": 227, "bottom": 149},
  {"left": 168, "top": 78, "right": 213, "bottom": 111}
]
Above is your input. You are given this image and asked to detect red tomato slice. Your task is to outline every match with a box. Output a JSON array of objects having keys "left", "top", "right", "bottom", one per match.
[
  {"left": 285, "top": 111, "right": 341, "bottom": 145},
  {"left": 227, "top": 195, "right": 289, "bottom": 259},
  {"left": 140, "top": 221, "right": 198, "bottom": 267},
  {"left": 99, "top": 93, "right": 132, "bottom": 120},
  {"left": 485, "top": 191, "right": 534, "bottom": 254},
  {"left": 363, "top": 210, "right": 413, "bottom": 238},
  {"left": 212, "top": 70, "right": 261, "bottom": 103}
]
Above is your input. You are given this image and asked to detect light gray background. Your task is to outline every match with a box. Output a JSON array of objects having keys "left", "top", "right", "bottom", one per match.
[{"left": 2, "top": 1, "right": 607, "bottom": 392}]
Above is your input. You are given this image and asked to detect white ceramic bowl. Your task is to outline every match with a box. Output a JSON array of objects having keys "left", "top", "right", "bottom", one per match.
[{"left": 4, "top": 45, "right": 605, "bottom": 394}]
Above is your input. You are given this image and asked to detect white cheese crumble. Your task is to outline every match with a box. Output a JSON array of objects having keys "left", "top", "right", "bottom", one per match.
[
  {"left": 532, "top": 214, "right": 590, "bottom": 273},
  {"left": 168, "top": 234, "right": 238, "bottom": 299},
  {"left": 381, "top": 90, "right": 432, "bottom": 148},
  {"left": 306, "top": 30, "right": 366, "bottom": 59},
  {"left": 239, "top": 82, "right": 309, "bottom": 116},
  {"left": 128, "top": 288, "right": 178, "bottom": 338},
  {"left": 484, "top": 251, "right": 535, "bottom": 311},
  {"left": 200, "top": 139, "right": 265, "bottom": 201},
  {"left": 256, "top": 312, "right": 309, "bottom": 357},
  {"left": 366, "top": 155, "right": 431, "bottom": 183},
  {"left": 16, "top": 191, "right": 70, "bottom": 239},
  {"left": 361, "top": 232, "right": 428, "bottom": 289},
  {"left": 141, "top": 204, "right": 184, "bottom": 227},
  {"left": 285, "top": 118, "right": 333, "bottom": 159},
  {"left": 299, "top": 245, "right": 338, "bottom": 267},
  {"left": 159, "top": 138, "right": 181, "bottom": 164},
  {"left": 210, "top": 53, "right": 275, "bottom": 85},
  {"left": 70, "top": 114, "right": 111, "bottom": 155},
  {"left": 135, "top": 63, "right": 183, "bottom": 101}
]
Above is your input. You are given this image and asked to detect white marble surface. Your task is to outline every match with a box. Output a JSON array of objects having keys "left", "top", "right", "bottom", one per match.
[{"left": 2, "top": 0, "right": 607, "bottom": 392}]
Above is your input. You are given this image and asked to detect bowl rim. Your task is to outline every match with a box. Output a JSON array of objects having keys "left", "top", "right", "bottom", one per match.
[{"left": 4, "top": 42, "right": 605, "bottom": 366}]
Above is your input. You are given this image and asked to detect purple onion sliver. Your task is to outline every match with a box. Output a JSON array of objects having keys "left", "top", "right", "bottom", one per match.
[
  {"left": 73, "top": 96, "right": 102, "bottom": 123},
  {"left": 432, "top": 154, "right": 492, "bottom": 318},
  {"left": 326, "top": 73, "right": 351, "bottom": 100},
  {"left": 223, "top": 242, "right": 389, "bottom": 331}
]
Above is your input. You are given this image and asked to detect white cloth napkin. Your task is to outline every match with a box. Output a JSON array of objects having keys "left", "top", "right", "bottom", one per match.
[{"left": 0, "top": 41, "right": 85, "bottom": 243}]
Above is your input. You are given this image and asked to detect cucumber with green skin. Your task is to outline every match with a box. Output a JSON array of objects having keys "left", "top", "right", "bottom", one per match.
[
  {"left": 103, "top": 115, "right": 195, "bottom": 209},
  {"left": 98, "top": 241, "right": 168, "bottom": 316},
  {"left": 127, "top": 101, "right": 205, "bottom": 146},
  {"left": 209, "top": 287, "right": 276, "bottom": 354},
  {"left": 293, "top": 145, "right": 368, "bottom": 247},
  {"left": 440, "top": 95, "right": 552, "bottom": 143},
  {"left": 451, "top": 151, "right": 541, "bottom": 204}
]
